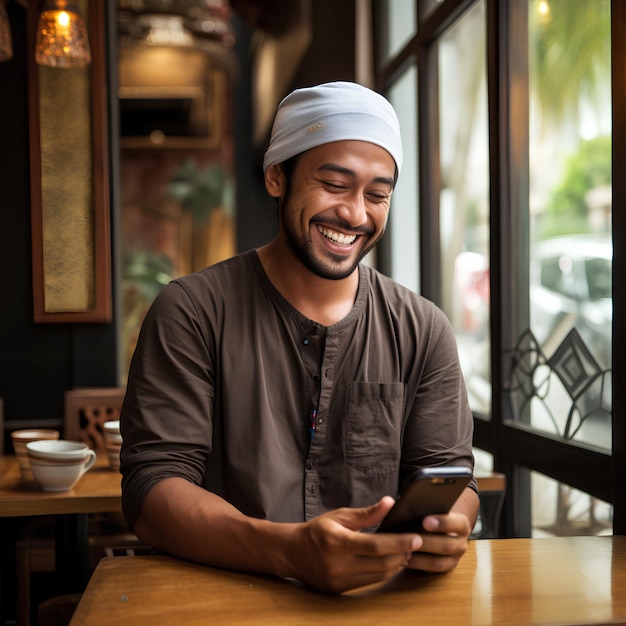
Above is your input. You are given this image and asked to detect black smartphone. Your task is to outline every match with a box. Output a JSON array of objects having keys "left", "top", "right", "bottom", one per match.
[{"left": 376, "top": 466, "right": 473, "bottom": 533}]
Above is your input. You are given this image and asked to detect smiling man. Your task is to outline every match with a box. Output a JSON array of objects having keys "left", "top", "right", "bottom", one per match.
[{"left": 120, "top": 81, "right": 479, "bottom": 594}]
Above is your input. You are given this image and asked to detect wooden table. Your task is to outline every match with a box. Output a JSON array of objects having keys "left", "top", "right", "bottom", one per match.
[
  {"left": 70, "top": 536, "right": 626, "bottom": 625},
  {"left": 0, "top": 454, "right": 122, "bottom": 591}
]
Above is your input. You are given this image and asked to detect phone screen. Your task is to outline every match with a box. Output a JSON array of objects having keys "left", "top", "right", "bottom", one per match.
[{"left": 376, "top": 466, "right": 472, "bottom": 533}]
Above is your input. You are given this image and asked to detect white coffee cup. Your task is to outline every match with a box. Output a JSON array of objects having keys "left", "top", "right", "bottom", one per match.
[
  {"left": 103, "top": 420, "right": 122, "bottom": 470},
  {"left": 10, "top": 429, "right": 60, "bottom": 480},
  {"left": 26, "top": 440, "right": 97, "bottom": 492},
  {"left": 102, "top": 420, "right": 122, "bottom": 444}
]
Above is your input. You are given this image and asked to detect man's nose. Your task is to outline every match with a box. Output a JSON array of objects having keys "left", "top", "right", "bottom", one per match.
[{"left": 336, "top": 192, "right": 367, "bottom": 226}]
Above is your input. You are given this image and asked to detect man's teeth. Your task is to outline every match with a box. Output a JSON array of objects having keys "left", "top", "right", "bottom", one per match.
[{"left": 318, "top": 226, "right": 357, "bottom": 245}]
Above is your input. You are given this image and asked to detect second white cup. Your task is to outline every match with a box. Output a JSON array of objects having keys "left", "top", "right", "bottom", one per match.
[
  {"left": 26, "top": 440, "right": 96, "bottom": 492},
  {"left": 103, "top": 420, "right": 122, "bottom": 471}
]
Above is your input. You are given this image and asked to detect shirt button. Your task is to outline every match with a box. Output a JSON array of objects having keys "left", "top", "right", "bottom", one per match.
[
  {"left": 305, "top": 460, "right": 313, "bottom": 470},
  {"left": 303, "top": 338, "right": 310, "bottom": 345}
]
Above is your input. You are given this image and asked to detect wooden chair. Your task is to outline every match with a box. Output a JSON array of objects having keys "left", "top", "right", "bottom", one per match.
[
  {"left": 473, "top": 471, "right": 507, "bottom": 539},
  {"left": 63, "top": 387, "right": 125, "bottom": 451},
  {"left": 62, "top": 387, "right": 140, "bottom": 553},
  {"left": 15, "top": 388, "right": 147, "bottom": 626}
]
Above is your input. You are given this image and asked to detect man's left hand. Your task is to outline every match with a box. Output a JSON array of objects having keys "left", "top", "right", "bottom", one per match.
[{"left": 404, "top": 487, "right": 479, "bottom": 573}]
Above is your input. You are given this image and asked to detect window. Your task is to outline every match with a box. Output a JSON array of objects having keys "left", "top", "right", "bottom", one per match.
[
  {"left": 437, "top": 1, "right": 490, "bottom": 416},
  {"left": 374, "top": 0, "right": 624, "bottom": 537}
]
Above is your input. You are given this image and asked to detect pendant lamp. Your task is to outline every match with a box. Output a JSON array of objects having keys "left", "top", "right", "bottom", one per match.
[{"left": 35, "top": 0, "right": 91, "bottom": 68}]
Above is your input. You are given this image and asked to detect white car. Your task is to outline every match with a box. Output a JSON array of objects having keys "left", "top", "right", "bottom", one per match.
[{"left": 530, "top": 234, "right": 612, "bottom": 370}]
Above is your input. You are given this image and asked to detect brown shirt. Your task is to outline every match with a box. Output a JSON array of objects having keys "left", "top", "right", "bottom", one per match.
[{"left": 120, "top": 250, "right": 475, "bottom": 528}]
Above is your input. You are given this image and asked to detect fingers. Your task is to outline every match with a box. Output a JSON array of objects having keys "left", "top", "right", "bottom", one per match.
[
  {"left": 406, "top": 549, "right": 464, "bottom": 573},
  {"left": 333, "top": 496, "right": 397, "bottom": 531},
  {"left": 405, "top": 513, "right": 471, "bottom": 574},
  {"left": 351, "top": 528, "right": 423, "bottom": 557},
  {"left": 316, "top": 543, "right": 420, "bottom": 594},
  {"left": 311, "top": 556, "right": 403, "bottom": 594},
  {"left": 406, "top": 525, "right": 468, "bottom": 572},
  {"left": 294, "top": 506, "right": 424, "bottom": 594},
  {"left": 422, "top": 512, "right": 472, "bottom": 537}
]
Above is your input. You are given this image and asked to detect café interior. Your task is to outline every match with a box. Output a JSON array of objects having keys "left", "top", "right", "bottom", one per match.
[{"left": 0, "top": 0, "right": 624, "bottom": 624}]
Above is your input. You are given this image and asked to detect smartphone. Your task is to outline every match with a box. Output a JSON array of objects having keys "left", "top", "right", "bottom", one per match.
[{"left": 376, "top": 466, "right": 472, "bottom": 533}]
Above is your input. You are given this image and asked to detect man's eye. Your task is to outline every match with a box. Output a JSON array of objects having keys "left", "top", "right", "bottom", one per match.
[
  {"left": 367, "top": 192, "right": 390, "bottom": 202},
  {"left": 323, "top": 181, "right": 346, "bottom": 191}
]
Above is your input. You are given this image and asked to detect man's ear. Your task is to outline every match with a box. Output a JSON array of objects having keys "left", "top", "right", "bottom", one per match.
[{"left": 264, "top": 163, "right": 285, "bottom": 198}]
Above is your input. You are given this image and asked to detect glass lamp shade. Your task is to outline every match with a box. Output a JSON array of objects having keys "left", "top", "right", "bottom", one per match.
[
  {"left": 0, "top": 1, "right": 13, "bottom": 62},
  {"left": 35, "top": 3, "right": 91, "bottom": 68}
]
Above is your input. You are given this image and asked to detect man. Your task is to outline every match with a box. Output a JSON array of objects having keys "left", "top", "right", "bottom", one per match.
[{"left": 120, "top": 81, "right": 478, "bottom": 594}]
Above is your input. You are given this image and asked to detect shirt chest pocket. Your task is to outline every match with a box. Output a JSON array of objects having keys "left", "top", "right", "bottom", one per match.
[{"left": 346, "top": 381, "right": 405, "bottom": 475}]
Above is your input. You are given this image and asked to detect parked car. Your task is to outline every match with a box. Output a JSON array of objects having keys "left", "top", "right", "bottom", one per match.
[{"left": 530, "top": 234, "right": 612, "bottom": 369}]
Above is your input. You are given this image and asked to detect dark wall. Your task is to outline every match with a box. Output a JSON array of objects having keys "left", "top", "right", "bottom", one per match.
[
  {"left": 0, "top": 4, "right": 117, "bottom": 440},
  {"left": 232, "top": 13, "right": 278, "bottom": 254},
  {"left": 293, "top": 1, "right": 356, "bottom": 88}
]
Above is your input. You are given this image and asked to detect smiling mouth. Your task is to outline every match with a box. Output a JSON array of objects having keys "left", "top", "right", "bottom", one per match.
[{"left": 317, "top": 225, "right": 357, "bottom": 246}]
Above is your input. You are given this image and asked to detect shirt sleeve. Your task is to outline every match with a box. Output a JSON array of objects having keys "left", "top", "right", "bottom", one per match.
[
  {"left": 120, "top": 280, "right": 215, "bottom": 529},
  {"left": 400, "top": 305, "right": 478, "bottom": 494}
]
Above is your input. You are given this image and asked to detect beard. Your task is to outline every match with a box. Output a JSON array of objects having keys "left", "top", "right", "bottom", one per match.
[{"left": 279, "top": 194, "right": 385, "bottom": 281}]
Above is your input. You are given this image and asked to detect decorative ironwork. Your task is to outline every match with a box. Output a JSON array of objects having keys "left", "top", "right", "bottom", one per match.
[
  {"left": 505, "top": 327, "right": 613, "bottom": 536},
  {"left": 505, "top": 327, "right": 611, "bottom": 444}
]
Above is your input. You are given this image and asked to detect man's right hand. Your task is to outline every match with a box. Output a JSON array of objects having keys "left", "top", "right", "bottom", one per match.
[{"left": 283, "top": 497, "right": 423, "bottom": 594}]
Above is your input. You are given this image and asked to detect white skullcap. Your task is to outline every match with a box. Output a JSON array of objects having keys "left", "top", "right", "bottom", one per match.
[{"left": 263, "top": 81, "right": 403, "bottom": 175}]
